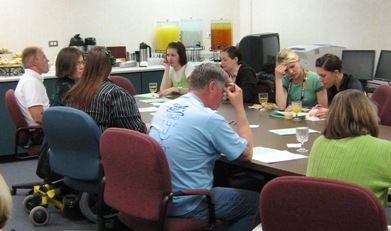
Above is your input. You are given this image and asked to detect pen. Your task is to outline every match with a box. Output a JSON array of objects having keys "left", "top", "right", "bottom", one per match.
[{"left": 229, "top": 120, "right": 237, "bottom": 126}]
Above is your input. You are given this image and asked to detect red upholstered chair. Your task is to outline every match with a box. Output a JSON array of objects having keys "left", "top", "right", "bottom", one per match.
[
  {"left": 371, "top": 84, "right": 391, "bottom": 126},
  {"left": 260, "top": 176, "right": 387, "bottom": 231},
  {"left": 97, "top": 128, "right": 220, "bottom": 231},
  {"left": 109, "top": 75, "right": 137, "bottom": 95},
  {"left": 5, "top": 89, "right": 42, "bottom": 159}
]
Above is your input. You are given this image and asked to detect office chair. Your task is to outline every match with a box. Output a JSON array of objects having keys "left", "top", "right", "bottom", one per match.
[
  {"left": 39, "top": 106, "right": 103, "bottom": 225},
  {"left": 5, "top": 89, "right": 42, "bottom": 160},
  {"left": 109, "top": 75, "right": 137, "bottom": 95},
  {"left": 97, "top": 128, "right": 221, "bottom": 231},
  {"left": 259, "top": 176, "right": 387, "bottom": 231},
  {"left": 371, "top": 85, "right": 391, "bottom": 126},
  {"left": 5, "top": 89, "right": 43, "bottom": 195}
]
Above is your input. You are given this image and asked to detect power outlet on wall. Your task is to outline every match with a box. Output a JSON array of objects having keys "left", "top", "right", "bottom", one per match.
[{"left": 48, "top": 41, "right": 58, "bottom": 47}]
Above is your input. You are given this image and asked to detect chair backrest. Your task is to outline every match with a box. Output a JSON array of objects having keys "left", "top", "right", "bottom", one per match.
[
  {"left": 100, "top": 128, "right": 172, "bottom": 222},
  {"left": 371, "top": 85, "right": 391, "bottom": 126},
  {"left": 42, "top": 107, "right": 102, "bottom": 182},
  {"left": 109, "top": 75, "right": 137, "bottom": 95},
  {"left": 5, "top": 89, "right": 30, "bottom": 145},
  {"left": 260, "top": 176, "right": 387, "bottom": 231}
]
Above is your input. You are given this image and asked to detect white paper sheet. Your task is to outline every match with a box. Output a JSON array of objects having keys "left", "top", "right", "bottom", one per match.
[{"left": 251, "top": 146, "right": 308, "bottom": 164}]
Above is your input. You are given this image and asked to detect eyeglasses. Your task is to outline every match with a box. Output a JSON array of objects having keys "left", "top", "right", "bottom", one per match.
[{"left": 76, "top": 61, "right": 85, "bottom": 68}]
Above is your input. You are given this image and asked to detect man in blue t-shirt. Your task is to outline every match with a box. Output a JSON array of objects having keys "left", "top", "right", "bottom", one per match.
[{"left": 149, "top": 63, "right": 259, "bottom": 231}]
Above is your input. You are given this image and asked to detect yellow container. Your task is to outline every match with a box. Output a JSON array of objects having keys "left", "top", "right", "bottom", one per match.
[
  {"left": 156, "top": 21, "right": 180, "bottom": 52},
  {"left": 211, "top": 20, "right": 232, "bottom": 50}
]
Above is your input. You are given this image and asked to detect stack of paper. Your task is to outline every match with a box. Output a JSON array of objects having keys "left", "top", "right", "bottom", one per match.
[{"left": 251, "top": 146, "right": 308, "bottom": 164}]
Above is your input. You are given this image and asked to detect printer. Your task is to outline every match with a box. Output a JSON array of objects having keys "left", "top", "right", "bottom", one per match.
[{"left": 288, "top": 44, "right": 346, "bottom": 72}]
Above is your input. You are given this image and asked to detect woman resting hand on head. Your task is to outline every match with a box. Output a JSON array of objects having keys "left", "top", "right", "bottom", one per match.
[
  {"left": 159, "top": 41, "right": 194, "bottom": 97},
  {"left": 274, "top": 48, "right": 327, "bottom": 111}
]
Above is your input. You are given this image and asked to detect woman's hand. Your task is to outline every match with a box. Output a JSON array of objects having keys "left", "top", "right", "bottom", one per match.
[{"left": 275, "top": 64, "right": 287, "bottom": 80}]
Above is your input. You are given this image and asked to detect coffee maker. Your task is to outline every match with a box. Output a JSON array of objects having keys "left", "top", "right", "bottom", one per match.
[
  {"left": 139, "top": 42, "right": 151, "bottom": 67},
  {"left": 85, "top": 37, "right": 96, "bottom": 52},
  {"left": 69, "top": 34, "right": 85, "bottom": 52}
]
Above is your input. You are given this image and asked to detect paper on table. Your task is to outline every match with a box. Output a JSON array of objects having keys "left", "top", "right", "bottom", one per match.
[
  {"left": 269, "top": 128, "right": 320, "bottom": 136},
  {"left": 134, "top": 93, "right": 155, "bottom": 98},
  {"left": 270, "top": 111, "right": 308, "bottom": 119},
  {"left": 139, "top": 107, "right": 158, "bottom": 112},
  {"left": 139, "top": 98, "right": 170, "bottom": 104},
  {"left": 287, "top": 143, "right": 301, "bottom": 148},
  {"left": 251, "top": 146, "right": 308, "bottom": 164},
  {"left": 250, "top": 125, "right": 260, "bottom": 128}
]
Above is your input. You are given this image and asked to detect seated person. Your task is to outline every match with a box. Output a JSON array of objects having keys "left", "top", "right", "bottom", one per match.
[
  {"left": 274, "top": 48, "right": 327, "bottom": 111},
  {"left": 15, "top": 46, "right": 50, "bottom": 144},
  {"left": 306, "top": 89, "right": 391, "bottom": 206},
  {"left": 314, "top": 53, "right": 366, "bottom": 118},
  {"left": 149, "top": 63, "right": 259, "bottom": 231},
  {"left": 50, "top": 47, "right": 84, "bottom": 106},
  {"left": 220, "top": 46, "right": 258, "bottom": 103},
  {"left": 159, "top": 41, "right": 194, "bottom": 97},
  {"left": 64, "top": 46, "right": 148, "bottom": 133},
  {"left": 0, "top": 175, "right": 12, "bottom": 231}
]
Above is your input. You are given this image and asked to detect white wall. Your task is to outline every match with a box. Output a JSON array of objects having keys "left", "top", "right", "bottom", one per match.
[
  {"left": 1, "top": 0, "right": 239, "bottom": 61},
  {"left": 2, "top": 0, "right": 390, "bottom": 62},
  {"left": 251, "top": 0, "right": 391, "bottom": 58}
]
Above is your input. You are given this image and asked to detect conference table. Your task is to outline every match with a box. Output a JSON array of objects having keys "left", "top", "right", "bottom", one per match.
[{"left": 136, "top": 95, "right": 391, "bottom": 182}]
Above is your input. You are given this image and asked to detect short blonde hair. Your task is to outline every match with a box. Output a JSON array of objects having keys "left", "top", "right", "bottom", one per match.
[
  {"left": 0, "top": 175, "right": 12, "bottom": 229},
  {"left": 324, "top": 89, "right": 379, "bottom": 139},
  {"left": 22, "top": 46, "right": 40, "bottom": 68},
  {"left": 276, "top": 48, "right": 299, "bottom": 65}
]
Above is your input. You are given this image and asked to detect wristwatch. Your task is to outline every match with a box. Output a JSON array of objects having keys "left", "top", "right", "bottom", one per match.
[{"left": 177, "top": 87, "right": 182, "bottom": 93}]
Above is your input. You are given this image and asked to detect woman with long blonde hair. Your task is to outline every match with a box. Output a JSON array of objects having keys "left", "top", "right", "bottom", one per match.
[{"left": 274, "top": 48, "right": 327, "bottom": 111}]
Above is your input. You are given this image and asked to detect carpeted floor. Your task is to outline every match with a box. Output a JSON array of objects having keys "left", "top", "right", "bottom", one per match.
[
  {"left": 0, "top": 157, "right": 96, "bottom": 231},
  {"left": 1, "top": 157, "right": 391, "bottom": 231}
]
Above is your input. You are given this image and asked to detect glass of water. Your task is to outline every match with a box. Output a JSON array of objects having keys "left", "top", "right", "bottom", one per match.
[{"left": 296, "top": 127, "right": 309, "bottom": 152}]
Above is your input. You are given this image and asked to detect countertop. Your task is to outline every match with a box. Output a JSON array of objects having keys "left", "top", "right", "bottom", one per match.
[{"left": 0, "top": 60, "right": 215, "bottom": 82}]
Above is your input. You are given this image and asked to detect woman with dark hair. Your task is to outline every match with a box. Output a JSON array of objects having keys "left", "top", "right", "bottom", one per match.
[
  {"left": 314, "top": 53, "right": 365, "bottom": 118},
  {"left": 50, "top": 47, "right": 84, "bottom": 106},
  {"left": 307, "top": 89, "right": 391, "bottom": 206},
  {"left": 159, "top": 41, "right": 194, "bottom": 97},
  {"left": 64, "top": 46, "right": 147, "bottom": 133},
  {"left": 220, "top": 46, "right": 258, "bottom": 103}
]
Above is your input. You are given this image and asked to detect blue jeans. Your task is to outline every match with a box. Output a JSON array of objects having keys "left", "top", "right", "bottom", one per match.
[{"left": 177, "top": 187, "right": 260, "bottom": 231}]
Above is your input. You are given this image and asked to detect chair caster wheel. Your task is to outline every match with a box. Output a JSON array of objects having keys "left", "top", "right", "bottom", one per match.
[{"left": 30, "top": 206, "right": 50, "bottom": 226}]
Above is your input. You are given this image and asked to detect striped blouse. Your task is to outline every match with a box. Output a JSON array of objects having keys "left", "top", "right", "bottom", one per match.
[{"left": 82, "top": 80, "right": 147, "bottom": 133}]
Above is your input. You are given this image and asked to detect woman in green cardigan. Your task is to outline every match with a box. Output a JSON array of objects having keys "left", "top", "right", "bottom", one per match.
[{"left": 307, "top": 89, "right": 391, "bottom": 206}]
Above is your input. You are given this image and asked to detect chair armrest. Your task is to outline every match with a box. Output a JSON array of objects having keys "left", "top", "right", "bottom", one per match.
[{"left": 159, "top": 189, "right": 216, "bottom": 231}]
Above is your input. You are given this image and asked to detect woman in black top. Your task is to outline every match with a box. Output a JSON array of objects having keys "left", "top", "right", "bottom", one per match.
[
  {"left": 315, "top": 53, "right": 365, "bottom": 118},
  {"left": 220, "top": 46, "right": 258, "bottom": 103}
]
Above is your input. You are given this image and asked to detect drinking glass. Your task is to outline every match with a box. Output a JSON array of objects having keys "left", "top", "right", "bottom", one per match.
[
  {"left": 296, "top": 127, "right": 309, "bottom": 152},
  {"left": 258, "top": 93, "right": 268, "bottom": 111},
  {"left": 291, "top": 101, "right": 302, "bottom": 121},
  {"left": 149, "top": 82, "right": 158, "bottom": 97}
]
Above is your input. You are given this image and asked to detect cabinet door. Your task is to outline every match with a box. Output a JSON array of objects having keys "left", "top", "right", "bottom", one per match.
[
  {"left": 141, "top": 71, "right": 163, "bottom": 94},
  {"left": 120, "top": 73, "right": 142, "bottom": 94}
]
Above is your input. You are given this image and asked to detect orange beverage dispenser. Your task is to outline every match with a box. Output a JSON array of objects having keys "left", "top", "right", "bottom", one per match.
[
  {"left": 210, "top": 19, "right": 232, "bottom": 51},
  {"left": 156, "top": 21, "right": 180, "bottom": 53}
]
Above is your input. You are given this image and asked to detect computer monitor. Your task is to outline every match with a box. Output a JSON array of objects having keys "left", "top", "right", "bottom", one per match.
[
  {"left": 374, "top": 50, "right": 391, "bottom": 83},
  {"left": 341, "top": 50, "right": 375, "bottom": 81},
  {"left": 237, "top": 33, "right": 280, "bottom": 73}
]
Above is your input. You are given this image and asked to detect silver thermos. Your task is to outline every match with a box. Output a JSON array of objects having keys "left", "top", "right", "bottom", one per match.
[{"left": 139, "top": 42, "right": 151, "bottom": 67}]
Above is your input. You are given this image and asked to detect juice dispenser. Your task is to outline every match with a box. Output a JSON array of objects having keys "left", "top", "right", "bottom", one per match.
[
  {"left": 156, "top": 21, "right": 180, "bottom": 53},
  {"left": 210, "top": 19, "right": 232, "bottom": 51},
  {"left": 180, "top": 19, "right": 203, "bottom": 48},
  {"left": 180, "top": 19, "right": 204, "bottom": 61}
]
